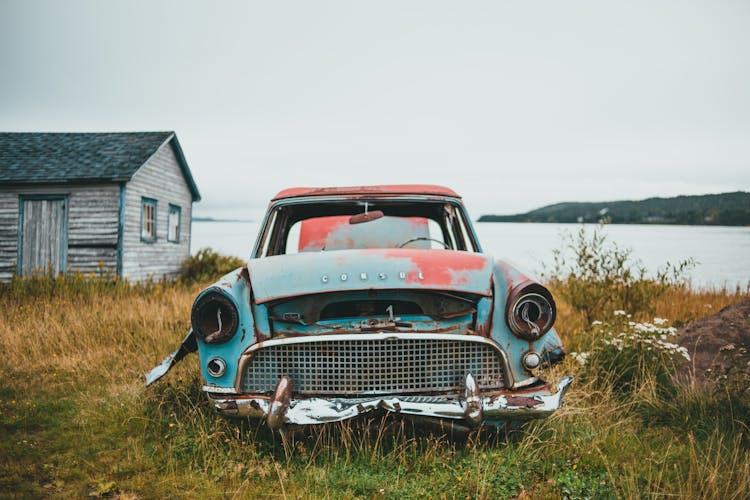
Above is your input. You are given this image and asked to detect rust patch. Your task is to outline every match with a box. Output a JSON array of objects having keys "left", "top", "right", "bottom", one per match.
[
  {"left": 254, "top": 324, "right": 269, "bottom": 342},
  {"left": 504, "top": 396, "right": 543, "bottom": 408},
  {"left": 497, "top": 262, "right": 530, "bottom": 290},
  {"left": 505, "top": 279, "right": 557, "bottom": 340},
  {"left": 512, "top": 383, "right": 552, "bottom": 394},
  {"left": 238, "top": 266, "right": 250, "bottom": 284},
  {"left": 218, "top": 400, "right": 238, "bottom": 411},
  {"left": 272, "top": 185, "right": 461, "bottom": 201}
]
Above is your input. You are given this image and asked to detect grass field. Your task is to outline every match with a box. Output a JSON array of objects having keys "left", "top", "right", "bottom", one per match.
[{"left": 1, "top": 266, "right": 749, "bottom": 498}]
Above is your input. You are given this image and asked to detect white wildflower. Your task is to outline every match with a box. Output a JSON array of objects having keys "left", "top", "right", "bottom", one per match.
[
  {"left": 676, "top": 346, "right": 691, "bottom": 361},
  {"left": 653, "top": 317, "right": 668, "bottom": 325},
  {"left": 592, "top": 320, "right": 603, "bottom": 326},
  {"left": 570, "top": 351, "right": 590, "bottom": 366},
  {"left": 614, "top": 310, "right": 626, "bottom": 316}
]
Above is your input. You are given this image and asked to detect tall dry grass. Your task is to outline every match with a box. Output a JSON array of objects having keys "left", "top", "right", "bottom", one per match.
[
  {"left": 1, "top": 274, "right": 197, "bottom": 392},
  {"left": 1, "top": 252, "right": 749, "bottom": 497}
]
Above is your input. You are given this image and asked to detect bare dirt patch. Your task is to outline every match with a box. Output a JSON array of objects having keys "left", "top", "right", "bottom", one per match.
[{"left": 676, "top": 299, "right": 750, "bottom": 382}]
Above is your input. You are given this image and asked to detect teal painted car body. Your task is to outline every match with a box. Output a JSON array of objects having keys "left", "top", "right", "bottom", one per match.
[{"left": 147, "top": 185, "right": 571, "bottom": 429}]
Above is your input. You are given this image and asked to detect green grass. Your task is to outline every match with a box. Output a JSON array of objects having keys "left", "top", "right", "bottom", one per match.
[{"left": 1, "top": 268, "right": 749, "bottom": 498}]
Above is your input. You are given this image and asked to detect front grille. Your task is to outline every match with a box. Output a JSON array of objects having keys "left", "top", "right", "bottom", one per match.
[{"left": 240, "top": 336, "right": 505, "bottom": 396}]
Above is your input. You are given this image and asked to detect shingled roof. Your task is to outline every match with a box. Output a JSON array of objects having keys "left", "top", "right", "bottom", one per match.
[{"left": 0, "top": 132, "right": 201, "bottom": 201}]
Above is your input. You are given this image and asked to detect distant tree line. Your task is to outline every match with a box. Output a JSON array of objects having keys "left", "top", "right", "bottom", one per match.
[{"left": 478, "top": 191, "right": 750, "bottom": 226}]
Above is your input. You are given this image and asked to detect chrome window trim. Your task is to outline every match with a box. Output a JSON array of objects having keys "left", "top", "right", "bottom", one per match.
[{"left": 250, "top": 195, "right": 477, "bottom": 259}]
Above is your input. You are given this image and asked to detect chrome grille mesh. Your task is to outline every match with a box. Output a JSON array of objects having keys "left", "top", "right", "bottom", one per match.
[{"left": 241, "top": 337, "right": 505, "bottom": 396}]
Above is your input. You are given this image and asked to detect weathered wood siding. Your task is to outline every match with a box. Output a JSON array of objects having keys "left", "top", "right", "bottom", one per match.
[
  {"left": 0, "top": 184, "right": 120, "bottom": 281},
  {"left": 122, "top": 141, "right": 192, "bottom": 281},
  {"left": 67, "top": 185, "right": 119, "bottom": 275},
  {"left": 0, "top": 192, "right": 20, "bottom": 281}
]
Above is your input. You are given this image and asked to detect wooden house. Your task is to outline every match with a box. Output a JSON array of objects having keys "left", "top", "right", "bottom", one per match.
[{"left": 0, "top": 132, "right": 201, "bottom": 282}]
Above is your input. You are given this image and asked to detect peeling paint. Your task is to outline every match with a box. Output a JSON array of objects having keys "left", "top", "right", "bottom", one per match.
[
  {"left": 273, "top": 185, "right": 461, "bottom": 201},
  {"left": 146, "top": 185, "right": 572, "bottom": 430}
]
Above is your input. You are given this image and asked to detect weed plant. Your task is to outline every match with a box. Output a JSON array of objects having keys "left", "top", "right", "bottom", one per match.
[
  {"left": 545, "top": 225, "right": 696, "bottom": 326},
  {"left": 181, "top": 248, "right": 245, "bottom": 284},
  {"left": 1, "top": 245, "right": 749, "bottom": 498}
]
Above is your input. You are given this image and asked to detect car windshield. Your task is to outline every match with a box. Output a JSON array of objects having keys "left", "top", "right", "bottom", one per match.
[{"left": 254, "top": 198, "right": 479, "bottom": 257}]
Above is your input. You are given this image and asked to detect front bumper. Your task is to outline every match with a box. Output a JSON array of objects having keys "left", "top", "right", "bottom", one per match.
[{"left": 206, "top": 375, "right": 573, "bottom": 428}]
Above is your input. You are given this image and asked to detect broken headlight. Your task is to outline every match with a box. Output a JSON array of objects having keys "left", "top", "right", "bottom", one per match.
[
  {"left": 506, "top": 281, "right": 556, "bottom": 341},
  {"left": 191, "top": 290, "right": 239, "bottom": 344}
]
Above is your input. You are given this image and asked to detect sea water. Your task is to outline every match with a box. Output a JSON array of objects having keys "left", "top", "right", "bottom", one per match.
[{"left": 190, "top": 220, "right": 750, "bottom": 289}]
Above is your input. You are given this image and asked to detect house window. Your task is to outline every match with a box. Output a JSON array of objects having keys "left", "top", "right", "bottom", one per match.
[
  {"left": 168, "top": 204, "right": 181, "bottom": 243},
  {"left": 141, "top": 197, "right": 157, "bottom": 242}
]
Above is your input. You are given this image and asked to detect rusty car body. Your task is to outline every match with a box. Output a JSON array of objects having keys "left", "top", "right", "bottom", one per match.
[{"left": 147, "top": 185, "right": 572, "bottom": 429}]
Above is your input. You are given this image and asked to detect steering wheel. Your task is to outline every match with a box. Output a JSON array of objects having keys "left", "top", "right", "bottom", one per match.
[{"left": 397, "top": 237, "right": 450, "bottom": 249}]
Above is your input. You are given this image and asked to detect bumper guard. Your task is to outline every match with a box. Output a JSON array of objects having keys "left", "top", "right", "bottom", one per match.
[{"left": 206, "top": 374, "right": 573, "bottom": 428}]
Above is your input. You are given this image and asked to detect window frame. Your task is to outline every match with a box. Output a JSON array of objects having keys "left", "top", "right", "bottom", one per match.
[
  {"left": 140, "top": 197, "right": 158, "bottom": 243},
  {"left": 167, "top": 204, "right": 181, "bottom": 243},
  {"left": 253, "top": 197, "right": 481, "bottom": 258}
]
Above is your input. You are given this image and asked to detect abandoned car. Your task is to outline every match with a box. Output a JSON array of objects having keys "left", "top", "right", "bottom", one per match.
[{"left": 147, "top": 185, "right": 572, "bottom": 429}]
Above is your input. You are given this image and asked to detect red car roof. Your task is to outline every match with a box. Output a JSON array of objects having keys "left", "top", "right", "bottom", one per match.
[{"left": 272, "top": 184, "right": 461, "bottom": 201}]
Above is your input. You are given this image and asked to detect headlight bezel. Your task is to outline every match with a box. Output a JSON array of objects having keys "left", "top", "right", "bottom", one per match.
[
  {"left": 191, "top": 289, "right": 240, "bottom": 344},
  {"left": 506, "top": 281, "right": 556, "bottom": 341}
]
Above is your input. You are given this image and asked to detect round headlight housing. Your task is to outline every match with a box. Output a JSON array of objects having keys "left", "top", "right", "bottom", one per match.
[
  {"left": 191, "top": 290, "right": 239, "bottom": 344},
  {"left": 506, "top": 281, "right": 556, "bottom": 341}
]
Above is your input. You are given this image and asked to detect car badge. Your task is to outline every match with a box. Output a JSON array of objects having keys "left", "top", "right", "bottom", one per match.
[{"left": 322, "top": 270, "right": 423, "bottom": 282}]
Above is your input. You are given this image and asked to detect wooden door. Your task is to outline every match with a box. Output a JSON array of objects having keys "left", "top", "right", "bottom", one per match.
[{"left": 20, "top": 197, "right": 67, "bottom": 276}]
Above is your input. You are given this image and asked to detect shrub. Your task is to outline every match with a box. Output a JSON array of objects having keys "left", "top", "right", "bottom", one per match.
[
  {"left": 575, "top": 315, "right": 690, "bottom": 395},
  {"left": 545, "top": 225, "right": 695, "bottom": 325},
  {"left": 181, "top": 248, "right": 245, "bottom": 284}
]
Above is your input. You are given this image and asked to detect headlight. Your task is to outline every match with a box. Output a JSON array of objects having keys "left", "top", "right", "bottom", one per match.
[
  {"left": 191, "top": 290, "right": 239, "bottom": 344},
  {"left": 506, "top": 281, "right": 556, "bottom": 341}
]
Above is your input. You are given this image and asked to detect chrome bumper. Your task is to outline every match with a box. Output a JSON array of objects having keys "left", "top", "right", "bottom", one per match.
[{"left": 205, "top": 375, "right": 573, "bottom": 428}]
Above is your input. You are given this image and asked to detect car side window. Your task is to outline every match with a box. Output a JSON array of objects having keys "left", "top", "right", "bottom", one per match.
[
  {"left": 455, "top": 209, "right": 478, "bottom": 252},
  {"left": 258, "top": 209, "right": 278, "bottom": 258}
]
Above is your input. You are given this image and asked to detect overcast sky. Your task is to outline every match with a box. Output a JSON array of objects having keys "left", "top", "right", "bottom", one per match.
[{"left": 1, "top": 0, "right": 748, "bottom": 217}]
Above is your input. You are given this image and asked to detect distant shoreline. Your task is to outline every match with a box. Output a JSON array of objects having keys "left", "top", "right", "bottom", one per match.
[
  {"left": 475, "top": 219, "right": 750, "bottom": 228},
  {"left": 478, "top": 191, "right": 750, "bottom": 227}
]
